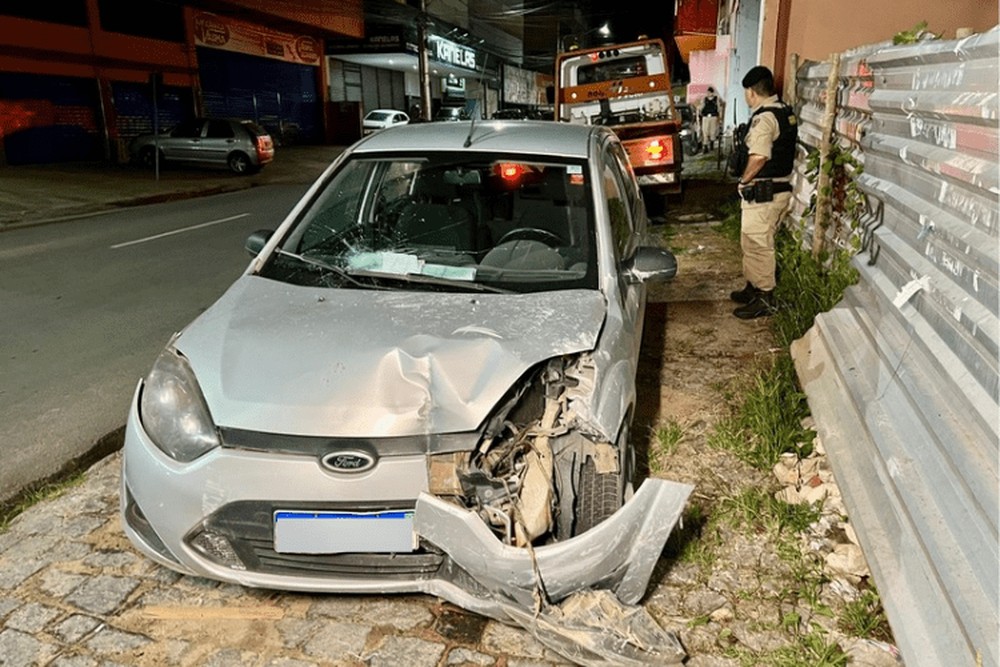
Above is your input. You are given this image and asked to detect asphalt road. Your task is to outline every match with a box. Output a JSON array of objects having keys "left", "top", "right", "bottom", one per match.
[{"left": 0, "top": 185, "right": 309, "bottom": 503}]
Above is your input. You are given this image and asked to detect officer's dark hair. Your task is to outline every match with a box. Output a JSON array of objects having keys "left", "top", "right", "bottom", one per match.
[{"left": 742, "top": 66, "right": 774, "bottom": 96}]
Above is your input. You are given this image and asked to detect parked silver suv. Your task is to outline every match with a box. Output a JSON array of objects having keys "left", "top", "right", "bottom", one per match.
[{"left": 129, "top": 118, "right": 275, "bottom": 175}]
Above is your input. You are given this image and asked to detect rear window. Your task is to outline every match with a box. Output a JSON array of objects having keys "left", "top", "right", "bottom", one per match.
[
  {"left": 577, "top": 56, "right": 648, "bottom": 85},
  {"left": 242, "top": 122, "right": 268, "bottom": 138},
  {"left": 366, "top": 112, "right": 392, "bottom": 122}
]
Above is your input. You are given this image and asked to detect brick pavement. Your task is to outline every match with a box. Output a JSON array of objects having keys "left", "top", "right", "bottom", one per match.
[{"left": 0, "top": 455, "right": 575, "bottom": 667}]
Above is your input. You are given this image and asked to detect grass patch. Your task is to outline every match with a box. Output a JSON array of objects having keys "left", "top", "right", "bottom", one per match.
[
  {"left": 717, "top": 487, "right": 821, "bottom": 535},
  {"left": 839, "top": 587, "right": 893, "bottom": 642},
  {"left": 707, "top": 356, "right": 814, "bottom": 469},
  {"left": 653, "top": 419, "right": 685, "bottom": 457},
  {"left": 772, "top": 228, "right": 859, "bottom": 347},
  {"left": 0, "top": 472, "right": 86, "bottom": 533}
]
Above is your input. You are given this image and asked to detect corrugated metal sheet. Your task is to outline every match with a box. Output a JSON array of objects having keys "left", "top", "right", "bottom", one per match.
[{"left": 789, "top": 27, "right": 999, "bottom": 667}]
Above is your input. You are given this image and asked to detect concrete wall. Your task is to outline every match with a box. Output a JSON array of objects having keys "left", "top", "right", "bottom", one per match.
[
  {"left": 775, "top": 0, "right": 995, "bottom": 67},
  {"left": 760, "top": 0, "right": 996, "bottom": 86}
]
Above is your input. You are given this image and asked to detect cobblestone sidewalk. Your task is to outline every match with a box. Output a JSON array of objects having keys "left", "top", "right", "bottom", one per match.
[{"left": 0, "top": 454, "right": 577, "bottom": 667}]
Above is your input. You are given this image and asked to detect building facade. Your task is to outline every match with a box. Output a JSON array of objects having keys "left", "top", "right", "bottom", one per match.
[{"left": 0, "top": 0, "right": 363, "bottom": 165}]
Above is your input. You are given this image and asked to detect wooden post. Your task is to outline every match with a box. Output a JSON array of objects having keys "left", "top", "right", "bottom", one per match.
[
  {"left": 786, "top": 53, "right": 800, "bottom": 107},
  {"left": 812, "top": 53, "right": 841, "bottom": 259}
]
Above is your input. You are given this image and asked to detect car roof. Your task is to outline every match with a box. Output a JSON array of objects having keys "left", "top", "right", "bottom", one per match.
[{"left": 353, "top": 121, "right": 603, "bottom": 159}]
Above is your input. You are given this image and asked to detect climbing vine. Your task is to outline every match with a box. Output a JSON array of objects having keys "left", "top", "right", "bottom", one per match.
[{"left": 802, "top": 142, "right": 866, "bottom": 249}]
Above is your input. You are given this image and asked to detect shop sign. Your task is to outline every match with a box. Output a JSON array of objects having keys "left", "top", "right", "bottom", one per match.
[
  {"left": 193, "top": 12, "right": 321, "bottom": 66},
  {"left": 429, "top": 36, "right": 477, "bottom": 71}
]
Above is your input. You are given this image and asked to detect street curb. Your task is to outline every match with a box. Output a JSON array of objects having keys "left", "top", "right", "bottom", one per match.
[
  {"left": 0, "top": 425, "right": 125, "bottom": 520},
  {"left": 0, "top": 184, "right": 248, "bottom": 233}
]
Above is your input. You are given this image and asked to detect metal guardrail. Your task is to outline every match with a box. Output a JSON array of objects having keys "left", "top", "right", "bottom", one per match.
[{"left": 788, "top": 27, "right": 999, "bottom": 667}]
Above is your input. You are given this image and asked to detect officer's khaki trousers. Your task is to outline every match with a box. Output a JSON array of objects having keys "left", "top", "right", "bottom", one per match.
[{"left": 740, "top": 192, "right": 792, "bottom": 291}]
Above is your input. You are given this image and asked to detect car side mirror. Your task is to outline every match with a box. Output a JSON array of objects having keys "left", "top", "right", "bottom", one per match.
[
  {"left": 245, "top": 229, "right": 274, "bottom": 256},
  {"left": 624, "top": 246, "right": 677, "bottom": 284}
]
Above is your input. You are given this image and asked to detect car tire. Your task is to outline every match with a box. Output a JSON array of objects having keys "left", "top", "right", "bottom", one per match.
[
  {"left": 573, "top": 458, "right": 622, "bottom": 536},
  {"left": 570, "top": 418, "right": 636, "bottom": 536},
  {"left": 227, "top": 152, "right": 253, "bottom": 175}
]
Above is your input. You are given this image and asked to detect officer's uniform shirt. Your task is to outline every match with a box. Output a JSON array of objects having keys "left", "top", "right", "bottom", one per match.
[{"left": 745, "top": 95, "right": 788, "bottom": 180}]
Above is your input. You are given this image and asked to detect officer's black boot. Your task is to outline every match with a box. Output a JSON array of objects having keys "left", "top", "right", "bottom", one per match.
[
  {"left": 733, "top": 290, "right": 775, "bottom": 319},
  {"left": 729, "top": 282, "right": 758, "bottom": 304}
]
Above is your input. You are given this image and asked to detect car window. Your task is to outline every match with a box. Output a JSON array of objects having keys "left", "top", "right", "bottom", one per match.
[
  {"left": 608, "top": 141, "right": 644, "bottom": 236},
  {"left": 262, "top": 152, "right": 597, "bottom": 294},
  {"left": 602, "top": 152, "right": 635, "bottom": 260},
  {"left": 205, "top": 120, "right": 235, "bottom": 139},
  {"left": 170, "top": 119, "right": 203, "bottom": 138},
  {"left": 243, "top": 122, "right": 268, "bottom": 138}
]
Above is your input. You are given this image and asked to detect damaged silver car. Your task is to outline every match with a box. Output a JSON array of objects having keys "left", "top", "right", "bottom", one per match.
[{"left": 121, "top": 120, "right": 691, "bottom": 663}]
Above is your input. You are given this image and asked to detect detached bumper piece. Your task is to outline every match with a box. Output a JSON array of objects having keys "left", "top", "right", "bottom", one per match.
[{"left": 414, "top": 478, "right": 693, "bottom": 665}]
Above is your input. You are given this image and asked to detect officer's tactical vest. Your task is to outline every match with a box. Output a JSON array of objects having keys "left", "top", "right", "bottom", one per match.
[
  {"left": 702, "top": 96, "right": 718, "bottom": 116},
  {"left": 749, "top": 102, "right": 798, "bottom": 179}
]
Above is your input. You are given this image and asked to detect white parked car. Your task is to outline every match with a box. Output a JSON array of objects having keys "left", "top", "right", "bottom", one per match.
[
  {"left": 121, "top": 120, "right": 690, "bottom": 622},
  {"left": 362, "top": 109, "right": 409, "bottom": 135}
]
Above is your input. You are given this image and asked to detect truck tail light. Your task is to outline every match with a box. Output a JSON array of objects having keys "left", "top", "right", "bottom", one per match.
[{"left": 646, "top": 139, "right": 665, "bottom": 160}]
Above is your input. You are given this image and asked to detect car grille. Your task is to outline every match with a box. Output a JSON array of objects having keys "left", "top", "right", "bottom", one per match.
[
  {"left": 247, "top": 540, "right": 443, "bottom": 578},
  {"left": 189, "top": 500, "right": 444, "bottom": 579}
]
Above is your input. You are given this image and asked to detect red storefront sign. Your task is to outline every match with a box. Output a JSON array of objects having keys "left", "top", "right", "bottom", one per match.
[{"left": 193, "top": 12, "right": 320, "bottom": 66}]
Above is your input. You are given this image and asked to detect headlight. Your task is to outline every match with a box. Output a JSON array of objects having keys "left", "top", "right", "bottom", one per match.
[{"left": 139, "top": 348, "right": 220, "bottom": 462}]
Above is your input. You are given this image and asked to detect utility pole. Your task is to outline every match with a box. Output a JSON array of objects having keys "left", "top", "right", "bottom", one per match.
[{"left": 418, "top": 1, "right": 432, "bottom": 121}]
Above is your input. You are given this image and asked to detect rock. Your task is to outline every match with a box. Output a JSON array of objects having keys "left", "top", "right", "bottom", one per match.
[
  {"left": 709, "top": 606, "right": 734, "bottom": 622},
  {"left": 840, "top": 638, "right": 904, "bottom": 666},
  {"left": 774, "top": 487, "right": 801, "bottom": 504},
  {"left": 825, "top": 543, "right": 870, "bottom": 580},
  {"left": 799, "top": 457, "right": 821, "bottom": 479},
  {"left": 772, "top": 462, "right": 798, "bottom": 486},
  {"left": 801, "top": 482, "right": 830, "bottom": 506}
]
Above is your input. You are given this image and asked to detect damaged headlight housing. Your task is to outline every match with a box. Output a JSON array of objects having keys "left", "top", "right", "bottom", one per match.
[{"left": 139, "top": 347, "right": 220, "bottom": 462}]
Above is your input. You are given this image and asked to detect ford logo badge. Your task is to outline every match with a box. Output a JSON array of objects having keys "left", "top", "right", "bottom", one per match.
[{"left": 321, "top": 450, "right": 376, "bottom": 473}]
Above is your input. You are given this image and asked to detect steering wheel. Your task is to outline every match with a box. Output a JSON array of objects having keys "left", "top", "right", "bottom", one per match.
[
  {"left": 378, "top": 195, "right": 417, "bottom": 223},
  {"left": 497, "top": 227, "right": 562, "bottom": 247}
]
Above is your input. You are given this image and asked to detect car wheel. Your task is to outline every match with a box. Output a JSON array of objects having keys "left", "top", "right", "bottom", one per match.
[
  {"left": 573, "top": 458, "right": 622, "bottom": 536},
  {"left": 227, "top": 152, "right": 253, "bottom": 175},
  {"left": 570, "top": 416, "right": 638, "bottom": 536}
]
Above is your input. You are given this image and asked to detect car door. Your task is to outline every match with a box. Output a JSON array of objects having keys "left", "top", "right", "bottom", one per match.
[
  {"left": 164, "top": 119, "right": 205, "bottom": 162},
  {"left": 201, "top": 119, "right": 237, "bottom": 165},
  {"left": 601, "top": 138, "right": 646, "bottom": 376}
]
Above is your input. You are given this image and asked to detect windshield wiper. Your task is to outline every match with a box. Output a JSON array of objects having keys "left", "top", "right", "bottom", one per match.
[
  {"left": 273, "top": 249, "right": 380, "bottom": 290},
  {"left": 347, "top": 269, "right": 511, "bottom": 293}
]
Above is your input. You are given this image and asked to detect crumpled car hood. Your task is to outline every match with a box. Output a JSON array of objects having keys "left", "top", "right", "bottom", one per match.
[{"left": 175, "top": 276, "right": 607, "bottom": 437}]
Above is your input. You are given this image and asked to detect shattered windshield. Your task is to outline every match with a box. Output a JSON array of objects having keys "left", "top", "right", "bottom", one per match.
[{"left": 260, "top": 152, "right": 598, "bottom": 293}]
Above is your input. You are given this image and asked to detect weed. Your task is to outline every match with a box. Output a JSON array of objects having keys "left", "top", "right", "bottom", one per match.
[
  {"left": 707, "top": 357, "right": 814, "bottom": 470},
  {"left": 773, "top": 227, "right": 859, "bottom": 347},
  {"left": 654, "top": 419, "right": 685, "bottom": 456},
  {"left": 0, "top": 472, "right": 85, "bottom": 533},
  {"left": 717, "top": 488, "right": 821, "bottom": 535},
  {"left": 839, "top": 588, "right": 893, "bottom": 642}
]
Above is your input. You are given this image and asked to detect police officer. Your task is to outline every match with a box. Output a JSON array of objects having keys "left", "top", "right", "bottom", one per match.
[
  {"left": 731, "top": 66, "right": 798, "bottom": 319},
  {"left": 698, "top": 86, "right": 721, "bottom": 152}
]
